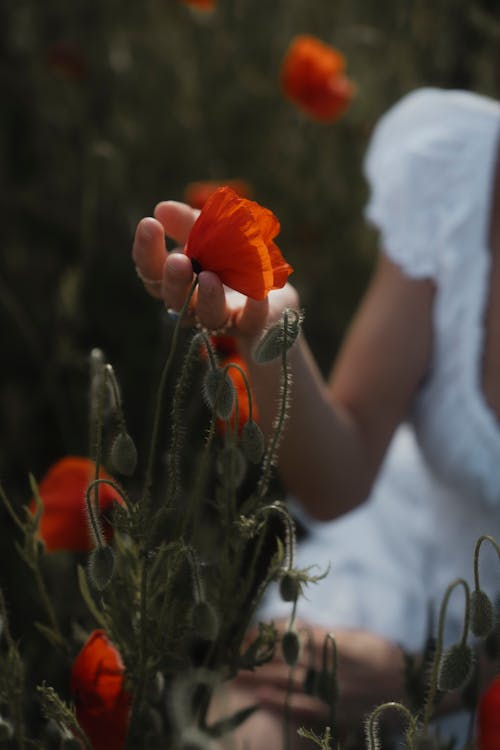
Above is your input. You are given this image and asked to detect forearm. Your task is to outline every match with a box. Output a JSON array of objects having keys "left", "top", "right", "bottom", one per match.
[{"left": 238, "top": 335, "right": 375, "bottom": 520}]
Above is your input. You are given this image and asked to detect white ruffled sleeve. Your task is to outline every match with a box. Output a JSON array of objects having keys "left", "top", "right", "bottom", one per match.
[{"left": 363, "top": 88, "right": 457, "bottom": 280}]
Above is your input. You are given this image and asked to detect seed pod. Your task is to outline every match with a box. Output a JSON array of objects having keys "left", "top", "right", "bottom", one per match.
[
  {"left": 437, "top": 643, "right": 474, "bottom": 692},
  {"left": 110, "top": 430, "right": 138, "bottom": 476},
  {"left": 253, "top": 309, "right": 302, "bottom": 364},
  {"left": 281, "top": 629, "right": 301, "bottom": 667},
  {"left": 190, "top": 600, "right": 219, "bottom": 642},
  {"left": 203, "top": 367, "right": 235, "bottom": 419},
  {"left": 88, "top": 545, "right": 115, "bottom": 591},
  {"left": 279, "top": 573, "right": 301, "bottom": 603},
  {"left": 241, "top": 420, "right": 265, "bottom": 464},
  {"left": 470, "top": 589, "right": 494, "bottom": 638}
]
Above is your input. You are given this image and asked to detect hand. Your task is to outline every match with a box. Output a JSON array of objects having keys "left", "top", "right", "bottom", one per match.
[
  {"left": 132, "top": 201, "right": 298, "bottom": 339},
  {"left": 234, "top": 620, "right": 406, "bottom": 726}
]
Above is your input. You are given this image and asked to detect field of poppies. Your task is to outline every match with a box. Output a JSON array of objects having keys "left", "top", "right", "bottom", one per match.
[{"left": 1, "top": 0, "right": 500, "bottom": 748}]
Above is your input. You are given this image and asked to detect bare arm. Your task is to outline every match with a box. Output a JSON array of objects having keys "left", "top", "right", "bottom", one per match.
[{"left": 132, "top": 203, "right": 435, "bottom": 519}]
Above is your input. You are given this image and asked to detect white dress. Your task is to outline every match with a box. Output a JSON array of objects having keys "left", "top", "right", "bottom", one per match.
[{"left": 258, "top": 88, "right": 500, "bottom": 736}]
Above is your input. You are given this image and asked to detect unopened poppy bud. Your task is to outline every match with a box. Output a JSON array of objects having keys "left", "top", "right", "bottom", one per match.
[
  {"left": 470, "top": 589, "right": 494, "bottom": 638},
  {"left": 190, "top": 600, "right": 219, "bottom": 642},
  {"left": 0, "top": 716, "right": 13, "bottom": 741},
  {"left": 110, "top": 430, "right": 138, "bottom": 476},
  {"left": 279, "top": 573, "right": 301, "bottom": 603},
  {"left": 88, "top": 544, "right": 115, "bottom": 591},
  {"left": 203, "top": 367, "right": 235, "bottom": 419},
  {"left": 437, "top": 643, "right": 474, "bottom": 692},
  {"left": 241, "top": 420, "right": 265, "bottom": 464},
  {"left": 281, "top": 629, "right": 301, "bottom": 667},
  {"left": 253, "top": 309, "right": 302, "bottom": 364},
  {"left": 216, "top": 445, "right": 246, "bottom": 487}
]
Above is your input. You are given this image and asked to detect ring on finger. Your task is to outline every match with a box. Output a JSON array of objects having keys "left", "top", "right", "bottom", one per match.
[{"left": 135, "top": 265, "right": 162, "bottom": 289}]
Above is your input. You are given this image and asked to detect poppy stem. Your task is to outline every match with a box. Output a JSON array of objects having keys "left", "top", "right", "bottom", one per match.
[
  {"left": 473, "top": 535, "right": 500, "bottom": 591},
  {"left": 365, "top": 701, "right": 417, "bottom": 749},
  {"left": 421, "top": 577, "right": 470, "bottom": 734},
  {"left": 224, "top": 361, "right": 255, "bottom": 422},
  {"left": 141, "top": 277, "right": 199, "bottom": 506}
]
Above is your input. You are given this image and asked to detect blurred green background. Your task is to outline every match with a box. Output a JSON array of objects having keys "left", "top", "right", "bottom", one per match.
[{"left": 1, "top": 0, "right": 500, "bottom": 605}]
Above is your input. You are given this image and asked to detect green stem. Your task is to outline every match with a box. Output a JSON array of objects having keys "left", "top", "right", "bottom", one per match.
[
  {"left": 257, "top": 310, "right": 291, "bottom": 499},
  {"left": 473, "top": 534, "right": 500, "bottom": 590},
  {"left": 365, "top": 701, "right": 417, "bottom": 750},
  {"left": 422, "top": 578, "right": 470, "bottom": 733},
  {"left": 141, "top": 277, "right": 199, "bottom": 505}
]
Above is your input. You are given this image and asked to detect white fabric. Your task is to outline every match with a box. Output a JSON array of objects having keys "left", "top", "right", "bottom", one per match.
[{"left": 258, "top": 88, "right": 500, "bottom": 744}]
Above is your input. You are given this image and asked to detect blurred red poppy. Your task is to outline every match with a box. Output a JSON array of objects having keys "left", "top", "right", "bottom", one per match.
[
  {"left": 184, "top": 179, "right": 253, "bottom": 210},
  {"left": 280, "top": 35, "right": 355, "bottom": 123},
  {"left": 477, "top": 676, "right": 500, "bottom": 750},
  {"left": 185, "top": 186, "right": 293, "bottom": 300},
  {"left": 71, "top": 629, "right": 130, "bottom": 750},
  {"left": 179, "top": 0, "right": 215, "bottom": 10},
  {"left": 30, "top": 457, "right": 124, "bottom": 552}
]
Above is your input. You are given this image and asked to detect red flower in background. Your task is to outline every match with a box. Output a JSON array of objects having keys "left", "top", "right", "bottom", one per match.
[
  {"left": 185, "top": 186, "right": 293, "bottom": 301},
  {"left": 184, "top": 179, "right": 253, "bottom": 210},
  {"left": 477, "top": 676, "right": 500, "bottom": 750},
  {"left": 179, "top": 0, "right": 215, "bottom": 10},
  {"left": 280, "top": 35, "right": 355, "bottom": 122},
  {"left": 31, "top": 457, "right": 124, "bottom": 552},
  {"left": 71, "top": 630, "right": 130, "bottom": 750}
]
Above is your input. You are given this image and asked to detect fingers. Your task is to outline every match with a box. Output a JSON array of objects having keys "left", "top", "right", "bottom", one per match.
[
  {"left": 154, "top": 200, "right": 199, "bottom": 245},
  {"left": 162, "top": 253, "right": 196, "bottom": 313},
  {"left": 132, "top": 217, "right": 167, "bottom": 299}
]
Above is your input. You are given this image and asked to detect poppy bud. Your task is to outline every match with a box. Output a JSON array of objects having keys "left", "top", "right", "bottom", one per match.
[
  {"left": 110, "top": 430, "right": 138, "bottom": 476},
  {"left": 216, "top": 445, "right": 246, "bottom": 487},
  {"left": 0, "top": 717, "right": 13, "bottom": 741},
  {"left": 437, "top": 643, "right": 474, "bottom": 692},
  {"left": 190, "top": 600, "right": 219, "bottom": 642},
  {"left": 470, "top": 589, "right": 494, "bottom": 638},
  {"left": 281, "top": 629, "right": 301, "bottom": 667},
  {"left": 253, "top": 309, "right": 302, "bottom": 364},
  {"left": 279, "top": 573, "right": 301, "bottom": 603},
  {"left": 241, "top": 420, "right": 265, "bottom": 464},
  {"left": 88, "top": 544, "right": 115, "bottom": 591},
  {"left": 203, "top": 368, "right": 235, "bottom": 420}
]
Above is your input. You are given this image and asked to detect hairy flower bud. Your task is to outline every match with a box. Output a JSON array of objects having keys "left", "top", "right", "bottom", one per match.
[
  {"left": 437, "top": 643, "right": 474, "bottom": 692},
  {"left": 470, "top": 589, "right": 494, "bottom": 638},
  {"left": 88, "top": 544, "right": 115, "bottom": 591},
  {"left": 241, "top": 420, "right": 265, "bottom": 464},
  {"left": 253, "top": 309, "right": 302, "bottom": 364},
  {"left": 110, "top": 430, "right": 138, "bottom": 476},
  {"left": 190, "top": 600, "right": 219, "bottom": 642},
  {"left": 216, "top": 445, "right": 246, "bottom": 487},
  {"left": 203, "top": 367, "right": 235, "bottom": 419},
  {"left": 279, "top": 573, "right": 301, "bottom": 603},
  {"left": 281, "top": 629, "right": 301, "bottom": 667}
]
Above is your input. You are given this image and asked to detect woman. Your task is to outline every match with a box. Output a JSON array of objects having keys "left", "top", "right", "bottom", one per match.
[{"left": 132, "top": 88, "right": 500, "bottom": 747}]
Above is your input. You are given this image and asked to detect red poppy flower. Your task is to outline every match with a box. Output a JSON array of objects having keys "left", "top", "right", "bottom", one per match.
[
  {"left": 185, "top": 186, "right": 293, "bottom": 301},
  {"left": 30, "top": 457, "right": 124, "bottom": 552},
  {"left": 280, "top": 35, "right": 355, "bottom": 122},
  {"left": 184, "top": 179, "right": 253, "bottom": 210},
  {"left": 179, "top": 0, "right": 215, "bottom": 10},
  {"left": 71, "top": 630, "right": 130, "bottom": 750},
  {"left": 477, "top": 676, "right": 500, "bottom": 750}
]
